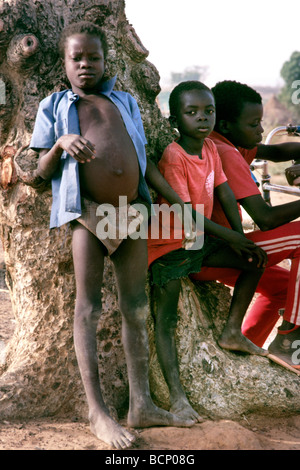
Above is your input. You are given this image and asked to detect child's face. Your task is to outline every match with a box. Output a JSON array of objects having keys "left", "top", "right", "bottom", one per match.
[
  {"left": 224, "top": 102, "right": 264, "bottom": 149},
  {"left": 63, "top": 33, "right": 105, "bottom": 94},
  {"left": 175, "top": 89, "right": 216, "bottom": 141}
]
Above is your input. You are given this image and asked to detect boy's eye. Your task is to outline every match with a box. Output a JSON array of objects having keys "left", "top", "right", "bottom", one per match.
[
  {"left": 250, "top": 121, "right": 261, "bottom": 128},
  {"left": 70, "top": 55, "right": 101, "bottom": 62}
]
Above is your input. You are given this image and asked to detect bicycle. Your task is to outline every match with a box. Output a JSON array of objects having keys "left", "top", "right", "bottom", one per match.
[{"left": 250, "top": 124, "right": 300, "bottom": 204}]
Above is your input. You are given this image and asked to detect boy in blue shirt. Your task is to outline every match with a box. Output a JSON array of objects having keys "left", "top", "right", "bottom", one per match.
[{"left": 30, "top": 21, "right": 194, "bottom": 449}]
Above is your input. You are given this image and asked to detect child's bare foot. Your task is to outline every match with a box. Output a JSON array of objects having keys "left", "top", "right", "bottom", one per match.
[
  {"left": 170, "top": 397, "right": 204, "bottom": 423},
  {"left": 89, "top": 411, "right": 136, "bottom": 449},
  {"left": 268, "top": 323, "right": 300, "bottom": 367},
  {"left": 218, "top": 328, "right": 268, "bottom": 356},
  {"left": 128, "top": 402, "right": 196, "bottom": 429}
]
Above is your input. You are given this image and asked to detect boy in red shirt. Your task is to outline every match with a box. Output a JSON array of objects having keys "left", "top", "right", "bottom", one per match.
[
  {"left": 192, "top": 80, "right": 300, "bottom": 372},
  {"left": 148, "top": 81, "right": 268, "bottom": 422}
]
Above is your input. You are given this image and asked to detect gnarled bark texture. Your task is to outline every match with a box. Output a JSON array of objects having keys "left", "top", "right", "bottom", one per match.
[{"left": 0, "top": 0, "right": 298, "bottom": 422}]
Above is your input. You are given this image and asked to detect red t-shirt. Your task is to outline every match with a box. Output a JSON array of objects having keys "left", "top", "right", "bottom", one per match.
[
  {"left": 147, "top": 139, "right": 227, "bottom": 266},
  {"left": 209, "top": 131, "right": 260, "bottom": 228}
]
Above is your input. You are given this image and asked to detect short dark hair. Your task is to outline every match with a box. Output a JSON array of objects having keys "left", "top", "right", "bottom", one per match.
[
  {"left": 169, "top": 80, "right": 213, "bottom": 117},
  {"left": 211, "top": 80, "right": 262, "bottom": 128},
  {"left": 58, "top": 21, "right": 108, "bottom": 59}
]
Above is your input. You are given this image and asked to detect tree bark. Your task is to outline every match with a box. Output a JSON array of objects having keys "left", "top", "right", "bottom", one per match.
[{"left": 0, "top": 0, "right": 299, "bottom": 422}]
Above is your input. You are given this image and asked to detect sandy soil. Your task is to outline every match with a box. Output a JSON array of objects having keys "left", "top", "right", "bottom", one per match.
[{"left": 0, "top": 181, "right": 299, "bottom": 451}]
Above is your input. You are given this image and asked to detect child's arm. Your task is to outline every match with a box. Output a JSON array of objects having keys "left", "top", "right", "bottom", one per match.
[
  {"left": 214, "top": 182, "right": 244, "bottom": 234},
  {"left": 145, "top": 157, "right": 196, "bottom": 242},
  {"left": 192, "top": 207, "right": 266, "bottom": 265},
  {"left": 146, "top": 158, "right": 188, "bottom": 209},
  {"left": 191, "top": 182, "right": 267, "bottom": 266},
  {"left": 37, "top": 135, "right": 95, "bottom": 180},
  {"left": 239, "top": 192, "right": 300, "bottom": 231},
  {"left": 256, "top": 142, "right": 300, "bottom": 162}
]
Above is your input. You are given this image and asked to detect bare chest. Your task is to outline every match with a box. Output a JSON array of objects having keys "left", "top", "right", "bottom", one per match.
[{"left": 76, "top": 95, "right": 140, "bottom": 205}]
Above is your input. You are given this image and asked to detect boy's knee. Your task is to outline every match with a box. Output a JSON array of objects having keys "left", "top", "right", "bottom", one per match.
[
  {"left": 245, "top": 260, "right": 265, "bottom": 275},
  {"left": 120, "top": 294, "right": 149, "bottom": 323},
  {"left": 75, "top": 297, "right": 103, "bottom": 324}
]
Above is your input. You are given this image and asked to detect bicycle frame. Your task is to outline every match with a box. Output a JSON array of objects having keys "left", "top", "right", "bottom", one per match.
[{"left": 250, "top": 125, "right": 300, "bottom": 203}]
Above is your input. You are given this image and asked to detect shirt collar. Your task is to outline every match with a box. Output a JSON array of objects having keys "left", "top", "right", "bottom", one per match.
[
  {"left": 98, "top": 75, "right": 117, "bottom": 96},
  {"left": 68, "top": 75, "right": 117, "bottom": 101},
  {"left": 210, "top": 130, "right": 236, "bottom": 149},
  {"left": 211, "top": 130, "right": 257, "bottom": 156}
]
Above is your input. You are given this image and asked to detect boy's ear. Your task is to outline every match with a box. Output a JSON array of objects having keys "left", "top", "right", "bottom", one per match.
[
  {"left": 168, "top": 115, "right": 178, "bottom": 129},
  {"left": 218, "top": 119, "right": 231, "bottom": 135}
]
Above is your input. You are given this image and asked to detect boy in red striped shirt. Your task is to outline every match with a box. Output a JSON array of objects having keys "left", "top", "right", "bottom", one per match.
[{"left": 192, "top": 80, "right": 300, "bottom": 373}]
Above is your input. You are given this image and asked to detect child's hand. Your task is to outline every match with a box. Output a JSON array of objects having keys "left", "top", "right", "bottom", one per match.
[
  {"left": 179, "top": 203, "right": 198, "bottom": 250},
  {"left": 246, "top": 244, "right": 268, "bottom": 268},
  {"left": 228, "top": 232, "right": 268, "bottom": 268},
  {"left": 182, "top": 228, "right": 197, "bottom": 250},
  {"left": 182, "top": 219, "right": 197, "bottom": 250},
  {"left": 57, "top": 134, "right": 96, "bottom": 163},
  {"left": 285, "top": 162, "right": 300, "bottom": 186}
]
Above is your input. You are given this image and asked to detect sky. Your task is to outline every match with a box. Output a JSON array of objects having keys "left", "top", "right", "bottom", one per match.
[{"left": 125, "top": 0, "right": 300, "bottom": 90}]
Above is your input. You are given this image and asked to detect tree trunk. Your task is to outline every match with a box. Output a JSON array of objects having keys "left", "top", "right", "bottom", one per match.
[{"left": 0, "top": 0, "right": 299, "bottom": 422}]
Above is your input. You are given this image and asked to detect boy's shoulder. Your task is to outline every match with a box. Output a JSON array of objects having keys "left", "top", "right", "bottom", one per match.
[
  {"left": 111, "top": 89, "right": 138, "bottom": 108},
  {"left": 111, "top": 89, "right": 130, "bottom": 98},
  {"left": 163, "top": 141, "right": 184, "bottom": 160},
  {"left": 203, "top": 137, "right": 218, "bottom": 152},
  {"left": 38, "top": 89, "right": 71, "bottom": 109},
  {"left": 163, "top": 140, "right": 217, "bottom": 160}
]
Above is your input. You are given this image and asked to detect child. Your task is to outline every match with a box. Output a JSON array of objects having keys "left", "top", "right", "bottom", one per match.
[
  {"left": 29, "top": 21, "right": 195, "bottom": 450},
  {"left": 147, "top": 81, "right": 268, "bottom": 422},
  {"left": 191, "top": 80, "right": 300, "bottom": 371}
]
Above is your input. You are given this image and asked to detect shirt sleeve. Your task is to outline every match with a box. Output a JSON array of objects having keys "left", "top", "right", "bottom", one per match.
[
  {"left": 209, "top": 140, "right": 227, "bottom": 188},
  {"left": 238, "top": 146, "right": 258, "bottom": 164},
  {"left": 158, "top": 148, "right": 191, "bottom": 202},
  {"left": 127, "top": 93, "right": 147, "bottom": 145},
  {"left": 30, "top": 95, "right": 56, "bottom": 150},
  {"left": 219, "top": 147, "right": 260, "bottom": 200}
]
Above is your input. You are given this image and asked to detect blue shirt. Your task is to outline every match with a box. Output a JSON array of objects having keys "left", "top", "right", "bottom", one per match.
[{"left": 30, "top": 76, "right": 152, "bottom": 228}]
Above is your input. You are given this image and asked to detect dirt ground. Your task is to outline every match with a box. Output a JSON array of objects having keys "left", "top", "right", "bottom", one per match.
[{"left": 0, "top": 180, "right": 299, "bottom": 451}]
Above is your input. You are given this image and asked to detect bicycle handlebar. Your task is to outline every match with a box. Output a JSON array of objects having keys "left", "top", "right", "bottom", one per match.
[
  {"left": 264, "top": 125, "right": 300, "bottom": 144},
  {"left": 287, "top": 125, "right": 300, "bottom": 134},
  {"left": 251, "top": 124, "right": 300, "bottom": 201}
]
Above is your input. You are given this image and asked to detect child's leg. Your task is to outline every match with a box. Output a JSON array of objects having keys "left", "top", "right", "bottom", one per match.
[
  {"left": 243, "top": 221, "right": 300, "bottom": 356},
  {"left": 191, "top": 265, "right": 288, "bottom": 347},
  {"left": 111, "top": 236, "right": 195, "bottom": 428},
  {"left": 203, "top": 245, "right": 268, "bottom": 355},
  {"left": 268, "top": 258, "right": 300, "bottom": 365},
  {"left": 152, "top": 279, "right": 202, "bottom": 421},
  {"left": 72, "top": 222, "right": 135, "bottom": 449}
]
